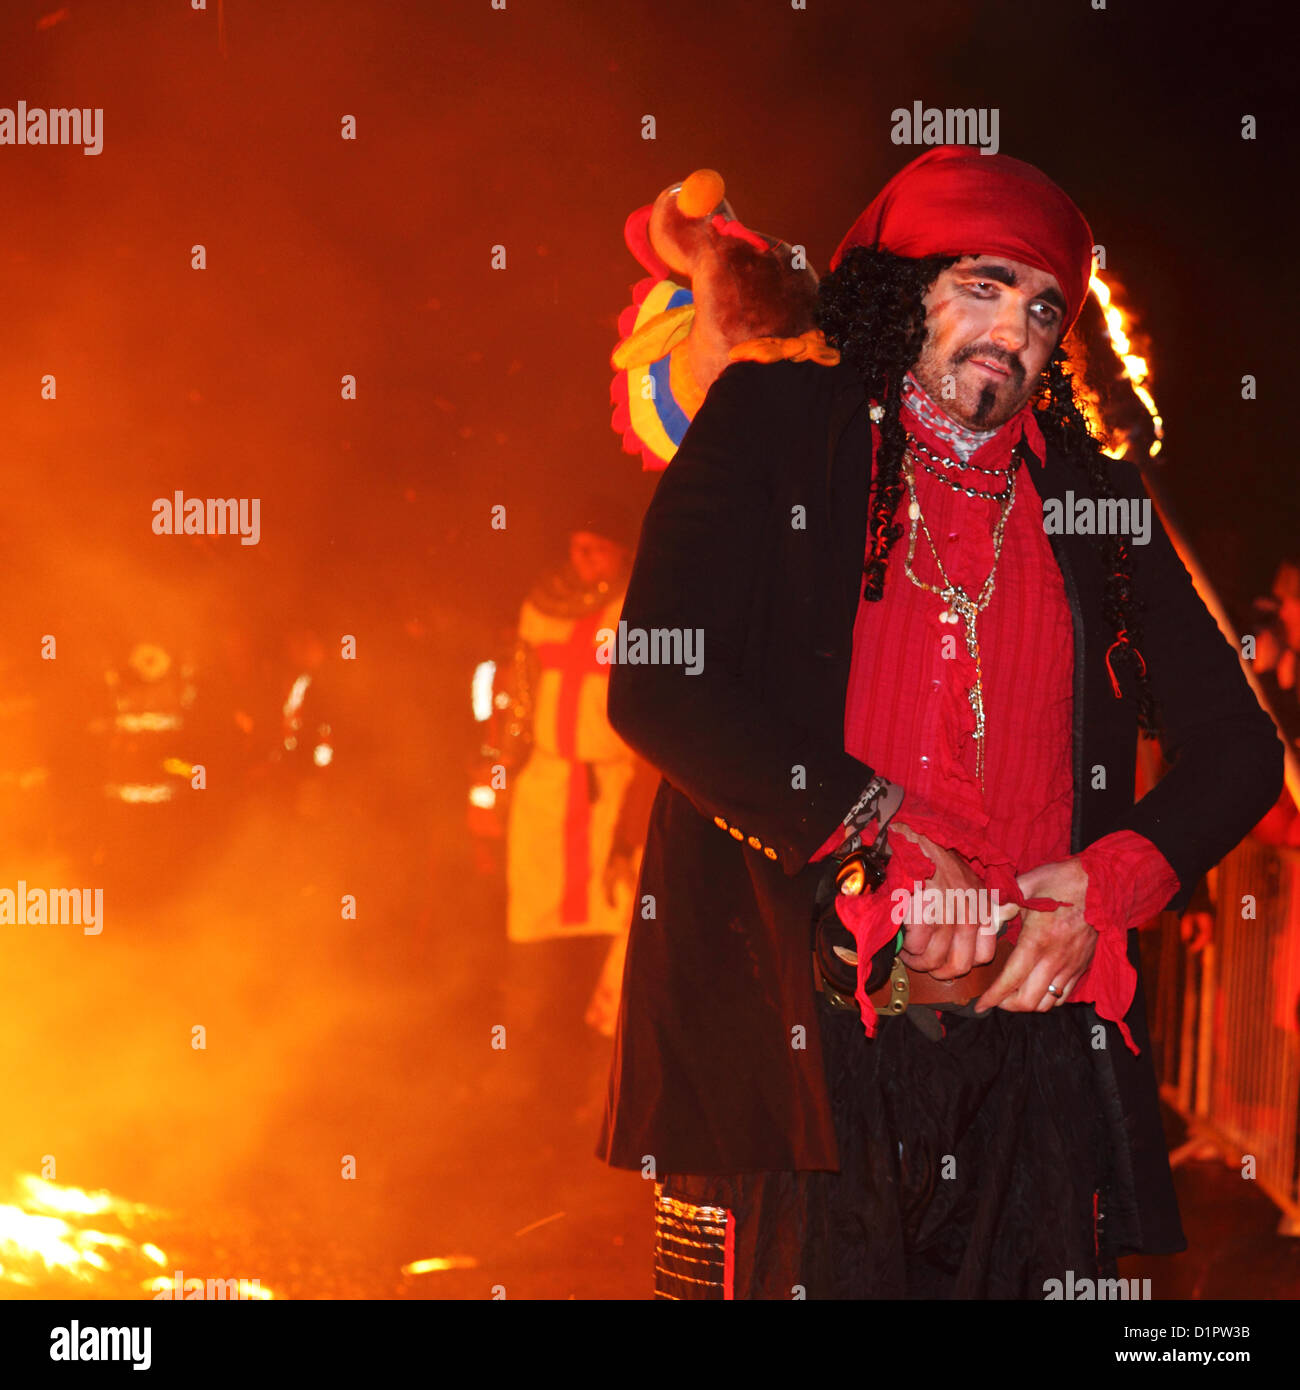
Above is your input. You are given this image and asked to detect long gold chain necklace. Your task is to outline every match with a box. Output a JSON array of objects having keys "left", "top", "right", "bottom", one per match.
[{"left": 901, "top": 446, "right": 1019, "bottom": 789}]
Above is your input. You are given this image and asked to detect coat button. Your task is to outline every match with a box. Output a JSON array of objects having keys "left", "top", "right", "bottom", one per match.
[
  {"left": 747, "top": 835, "right": 761, "bottom": 849},
  {"left": 729, "top": 827, "right": 744, "bottom": 840},
  {"left": 714, "top": 816, "right": 728, "bottom": 831},
  {"left": 764, "top": 847, "right": 778, "bottom": 860}
]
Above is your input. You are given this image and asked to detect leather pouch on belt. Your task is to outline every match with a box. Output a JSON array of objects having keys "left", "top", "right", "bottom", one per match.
[{"left": 812, "top": 845, "right": 1015, "bottom": 1022}]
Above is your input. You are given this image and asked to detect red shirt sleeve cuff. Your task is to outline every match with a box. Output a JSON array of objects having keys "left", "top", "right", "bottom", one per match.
[{"left": 1070, "top": 831, "right": 1181, "bottom": 1053}]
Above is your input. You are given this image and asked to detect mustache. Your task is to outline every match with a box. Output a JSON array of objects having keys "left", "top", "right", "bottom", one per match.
[{"left": 955, "top": 345, "right": 1025, "bottom": 383}]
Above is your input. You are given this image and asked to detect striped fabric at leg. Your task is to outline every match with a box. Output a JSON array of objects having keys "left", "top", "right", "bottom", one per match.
[{"left": 652, "top": 1182, "right": 734, "bottom": 1300}]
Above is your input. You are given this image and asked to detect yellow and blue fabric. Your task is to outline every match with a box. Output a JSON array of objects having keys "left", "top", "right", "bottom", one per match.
[{"left": 610, "top": 279, "right": 706, "bottom": 472}]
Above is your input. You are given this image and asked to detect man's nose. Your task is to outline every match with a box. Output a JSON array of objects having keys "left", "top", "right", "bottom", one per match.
[{"left": 988, "top": 297, "right": 1030, "bottom": 356}]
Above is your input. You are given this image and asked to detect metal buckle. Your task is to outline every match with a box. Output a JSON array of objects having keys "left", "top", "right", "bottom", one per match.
[{"left": 882, "top": 955, "right": 909, "bottom": 1014}]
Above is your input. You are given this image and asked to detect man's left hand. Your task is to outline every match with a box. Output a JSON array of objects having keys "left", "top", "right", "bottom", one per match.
[{"left": 975, "top": 857, "right": 1097, "bottom": 1014}]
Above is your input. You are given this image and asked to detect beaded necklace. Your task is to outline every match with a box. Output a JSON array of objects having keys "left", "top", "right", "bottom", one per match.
[{"left": 901, "top": 436, "right": 1021, "bottom": 789}]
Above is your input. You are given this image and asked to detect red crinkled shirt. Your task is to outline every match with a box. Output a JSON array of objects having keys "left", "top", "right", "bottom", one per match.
[{"left": 815, "top": 394, "right": 1179, "bottom": 1052}]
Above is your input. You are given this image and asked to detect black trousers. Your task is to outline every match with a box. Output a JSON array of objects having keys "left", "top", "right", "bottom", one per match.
[{"left": 656, "top": 995, "right": 1116, "bottom": 1299}]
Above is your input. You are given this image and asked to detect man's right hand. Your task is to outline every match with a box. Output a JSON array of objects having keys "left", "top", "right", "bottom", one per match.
[{"left": 891, "top": 822, "right": 1017, "bottom": 980}]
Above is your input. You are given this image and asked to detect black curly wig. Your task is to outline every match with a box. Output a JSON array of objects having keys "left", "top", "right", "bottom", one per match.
[{"left": 814, "top": 245, "right": 1159, "bottom": 737}]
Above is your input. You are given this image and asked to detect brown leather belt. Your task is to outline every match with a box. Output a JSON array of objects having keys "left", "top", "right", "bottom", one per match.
[{"left": 816, "top": 936, "right": 1016, "bottom": 1018}]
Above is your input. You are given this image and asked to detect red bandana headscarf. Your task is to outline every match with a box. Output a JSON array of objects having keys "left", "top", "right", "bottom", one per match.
[{"left": 829, "top": 145, "right": 1094, "bottom": 333}]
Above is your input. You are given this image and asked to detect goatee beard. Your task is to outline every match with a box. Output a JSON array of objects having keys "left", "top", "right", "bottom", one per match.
[{"left": 970, "top": 385, "right": 999, "bottom": 426}]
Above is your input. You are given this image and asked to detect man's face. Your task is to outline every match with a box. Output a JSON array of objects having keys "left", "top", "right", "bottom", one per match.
[
  {"left": 569, "top": 531, "right": 628, "bottom": 587},
  {"left": 911, "top": 255, "right": 1067, "bottom": 429}
]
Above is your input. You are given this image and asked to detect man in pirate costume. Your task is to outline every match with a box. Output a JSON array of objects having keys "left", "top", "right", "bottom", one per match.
[{"left": 598, "top": 146, "right": 1284, "bottom": 1298}]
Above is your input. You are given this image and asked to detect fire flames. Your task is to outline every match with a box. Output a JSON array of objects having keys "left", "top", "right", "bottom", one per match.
[
  {"left": 0, "top": 1173, "right": 278, "bottom": 1299},
  {"left": 0, "top": 1174, "right": 165, "bottom": 1290},
  {"left": 1088, "top": 269, "right": 1164, "bottom": 460}
]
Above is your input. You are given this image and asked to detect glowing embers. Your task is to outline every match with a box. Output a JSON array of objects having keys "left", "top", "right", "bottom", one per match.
[
  {"left": 401, "top": 1254, "right": 480, "bottom": 1275},
  {"left": 113, "top": 712, "right": 182, "bottom": 733},
  {"left": 281, "top": 673, "right": 319, "bottom": 754},
  {"left": 0, "top": 1174, "right": 165, "bottom": 1288},
  {"left": 283, "top": 673, "right": 312, "bottom": 721},
  {"left": 471, "top": 660, "right": 497, "bottom": 722},
  {"left": 104, "top": 783, "right": 174, "bottom": 803}
]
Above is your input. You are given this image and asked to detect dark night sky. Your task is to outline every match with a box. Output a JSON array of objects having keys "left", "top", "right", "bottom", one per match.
[{"left": 0, "top": 0, "right": 1293, "bottom": 650}]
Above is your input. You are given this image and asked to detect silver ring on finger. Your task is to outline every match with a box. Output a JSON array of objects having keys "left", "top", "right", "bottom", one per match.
[{"left": 1046, "top": 983, "right": 1063, "bottom": 998}]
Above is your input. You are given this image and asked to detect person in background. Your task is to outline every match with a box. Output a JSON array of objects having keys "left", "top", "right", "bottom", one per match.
[{"left": 494, "top": 496, "right": 656, "bottom": 1055}]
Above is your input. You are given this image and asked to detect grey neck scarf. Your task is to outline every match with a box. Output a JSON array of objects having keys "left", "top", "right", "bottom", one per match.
[{"left": 901, "top": 371, "right": 999, "bottom": 463}]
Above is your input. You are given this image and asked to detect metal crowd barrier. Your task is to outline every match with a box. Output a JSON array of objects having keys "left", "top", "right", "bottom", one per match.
[{"left": 1149, "top": 837, "right": 1300, "bottom": 1233}]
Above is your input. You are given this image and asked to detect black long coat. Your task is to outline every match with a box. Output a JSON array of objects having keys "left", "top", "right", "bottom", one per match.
[{"left": 598, "top": 358, "right": 1284, "bottom": 1257}]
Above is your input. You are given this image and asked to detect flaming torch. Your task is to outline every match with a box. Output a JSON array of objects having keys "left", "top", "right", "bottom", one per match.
[{"left": 1086, "top": 267, "right": 1300, "bottom": 805}]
